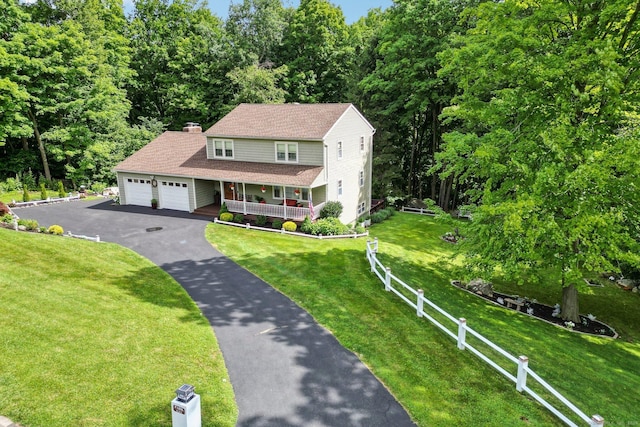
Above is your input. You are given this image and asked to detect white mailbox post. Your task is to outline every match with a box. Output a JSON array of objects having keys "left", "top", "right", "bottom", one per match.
[{"left": 171, "top": 384, "right": 201, "bottom": 427}]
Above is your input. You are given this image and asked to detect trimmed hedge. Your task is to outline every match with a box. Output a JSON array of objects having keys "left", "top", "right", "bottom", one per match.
[
  {"left": 282, "top": 221, "right": 297, "bottom": 232},
  {"left": 47, "top": 225, "right": 64, "bottom": 235}
]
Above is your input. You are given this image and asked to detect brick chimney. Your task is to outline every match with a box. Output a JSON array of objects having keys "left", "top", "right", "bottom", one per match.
[{"left": 183, "top": 122, "right": 202, "bottom": 133}]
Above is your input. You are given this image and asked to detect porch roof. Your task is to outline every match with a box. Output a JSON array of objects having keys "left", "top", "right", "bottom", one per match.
[{"left": 114, "top": 131, "right": 324, "bottom": 186}]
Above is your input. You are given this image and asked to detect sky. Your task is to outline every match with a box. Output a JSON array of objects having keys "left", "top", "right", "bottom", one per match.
[
  {"left": 203, "top": 0, "right": 392, "bottom": 24},
  {"left": 120, "top": 0, "right": 393, "bottom": 23}
]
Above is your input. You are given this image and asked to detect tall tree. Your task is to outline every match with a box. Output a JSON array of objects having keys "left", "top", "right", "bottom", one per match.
[
  {"left": 359, "top": 0, "right": 471, "bottom": 204},
  {"left": 437, "top": 0, "right": 640, "bottom": 321},
  {"left": 127, "top": 0, "right": 229, "bottom": 129},
  {"left": 279, "top": 0, "right": 352, "bottom": 102},
  {"left": 225, "top": 0, "right": 291, "bottom": 66}
]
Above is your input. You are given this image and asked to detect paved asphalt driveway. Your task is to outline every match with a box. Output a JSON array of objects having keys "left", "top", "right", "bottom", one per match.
[{"left": 18, "top": 199, "right": 415, "bottom": 427}]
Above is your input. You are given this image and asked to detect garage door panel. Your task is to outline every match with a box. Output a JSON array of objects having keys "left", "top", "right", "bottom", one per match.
[
  {"left": 159, "top": 181, "right": 189, "bottom": 211},
  {"left": 124, "top": 178, "right": 152, "bottom": 206}
]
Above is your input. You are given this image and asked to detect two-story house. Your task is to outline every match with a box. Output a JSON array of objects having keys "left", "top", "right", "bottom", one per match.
[{"left": 114, "top": 103, "right": 375, "bottom": 224}]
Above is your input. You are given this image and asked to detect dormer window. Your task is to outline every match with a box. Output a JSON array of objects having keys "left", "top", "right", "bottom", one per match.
[{"left": 276, "top": 142, "right": 298, "bottom": 163}]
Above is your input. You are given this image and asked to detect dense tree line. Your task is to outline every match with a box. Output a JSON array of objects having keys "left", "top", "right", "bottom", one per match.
[{"left": 1, "top": 0, "right": 639, "bottom": 317}]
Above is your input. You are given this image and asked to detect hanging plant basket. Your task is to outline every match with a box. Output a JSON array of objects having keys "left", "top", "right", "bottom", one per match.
[
  {"left": 261, "top": 186, "right": 266, "bottom": 193},
  {"left": 294, "top": 189, "right": 300, "bottom": 196}
]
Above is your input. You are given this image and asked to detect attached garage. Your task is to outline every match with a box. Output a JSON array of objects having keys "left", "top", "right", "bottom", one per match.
[
  {"left": 159, "top": 180, "right": 190, "bottom": 211},
  {"left": 124, "top": 178, "right": 152, "bottom": 207}
]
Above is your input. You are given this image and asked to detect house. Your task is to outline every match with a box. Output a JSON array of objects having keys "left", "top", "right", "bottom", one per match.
[{"left": 114, "top": 103, "right": 375, "bottom": 224}]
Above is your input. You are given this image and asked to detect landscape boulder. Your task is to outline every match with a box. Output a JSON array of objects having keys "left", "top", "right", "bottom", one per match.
[{"left": 466, "top": 278, "right": 494, "bottom": 297}]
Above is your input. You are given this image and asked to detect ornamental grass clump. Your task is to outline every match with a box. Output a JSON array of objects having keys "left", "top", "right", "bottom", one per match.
[{"left": 17, "top": 218, "right": 38, "bottom": 230}]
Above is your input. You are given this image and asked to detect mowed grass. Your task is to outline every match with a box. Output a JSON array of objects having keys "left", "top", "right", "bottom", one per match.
[
  {"left": 0, "top": 228, "right": 237, "bottom": 426},
  {"left": 206, "top": 212, "right": 640, "bottom": 426}
]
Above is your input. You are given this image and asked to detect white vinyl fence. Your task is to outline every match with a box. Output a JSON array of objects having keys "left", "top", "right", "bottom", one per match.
[{"left": 366, "top": 238, "right": 604, "bottom": 427}]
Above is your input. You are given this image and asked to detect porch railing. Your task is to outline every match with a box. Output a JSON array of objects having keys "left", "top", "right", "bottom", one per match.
[{"left": 225, "top": 200, "right": 324, "bottom": 220}]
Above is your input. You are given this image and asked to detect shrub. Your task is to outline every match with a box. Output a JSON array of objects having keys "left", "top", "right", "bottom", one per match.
[
  {"left": 233, "top": 213, "right": 244, "bottom": 223},
  {"left": 0, "top": 201, "right": 10, "bottom": 216},
  {"left": 18, "top": 218, "right": 38, "bottom": 230},
  {"left": 39, "top": 226, "right": 47, "bottom": 233},
  {"left": 300, "top": 216, "right": 313, "bottom": 234},
  {"left": 219, "top": 212, "right": 233, "bottom": 222},
  {"left": 354, "top": 225, "right": 365, "bottom": 234},
  {"left": 313, "top": 217, "right": 350, "bottom": 236},
  {"left": 58, "top": 181, "right": 66, "bottom": 198},
  {"left": 371, "top": 212, "right": 386, "bottom": 224},
  {"left": 47, "top": 225, "right": 64, "bottom": 235},
  {"left": 2, "top": 177, "right": 21, "bottom": 192},
  {"left": 282, "top": 221, "right": 297, "bottom": 232},
  {"left": 272, "top": 219, "right": 283, "bottom": 230},
  {"left": 256, "top": 215, "right": 267, "bottom": 226},
  {"left": 21, "top": 169, "right": 36, "bottom": 191},
  {"left": 22, "top": 187, "right": 30, "bottom": 202},
  {"left": 220, "top": 203, "right": 229, "bottom": 214},
  {"left": 384, "top": 207, "right": 396, "bottom": 216},
  {"left": 319, "top": 201, "right": 343, "bottom": 219},
  {"left": 91, "top": 182, "right": 107, "bottom": 195},
  {"left": 40, "top": 183, "right": 48, "bottom": 200},
  {"left": 2, "top": 214, "right": 14, "bottom": 224}
]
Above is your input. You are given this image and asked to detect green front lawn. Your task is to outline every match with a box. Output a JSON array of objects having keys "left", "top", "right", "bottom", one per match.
[
  {"left": 206, "top": 212, "right": 640, "bottom": 426},
  {"left": 0, "top": 228, "right": 237, "bottom": 426}
]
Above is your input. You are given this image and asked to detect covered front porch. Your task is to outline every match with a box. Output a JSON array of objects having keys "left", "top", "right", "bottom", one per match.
[{"left": 211, "top": 181, "right": 325, "bottom": 221}]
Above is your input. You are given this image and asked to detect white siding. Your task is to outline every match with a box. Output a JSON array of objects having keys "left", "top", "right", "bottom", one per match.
[{"left": 323, "top": 106, "right": 374, "bottom": 224}]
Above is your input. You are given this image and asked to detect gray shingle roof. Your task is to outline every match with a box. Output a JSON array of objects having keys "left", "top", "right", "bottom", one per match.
[{"left": 205, "top": 103, "right": 353, "bottom": 140}]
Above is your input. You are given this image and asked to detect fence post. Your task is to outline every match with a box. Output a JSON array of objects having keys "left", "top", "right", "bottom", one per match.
[
  {"left": 516, "top": 355, "right": 529, "bottom": 392},
  {"left": 417, "top": 290, "right": 424, "bottom": 317},
  {"left": 96, "top": 235, "right": 100, "bottom": 243},
  {"left": 246, "top": 223, "right": 250, "bottom": 229},
  {"left": 457, "top": 318, "right": 467, "bottom": 350},
  {"left": 384, "top": 267, "right": 391, "bottom": 292},
  {"left": 374, "top": 237, "right": 378, "bottom": 253},
  {"left": 589, "top": 415, "right": 604, "bottom": 427}
]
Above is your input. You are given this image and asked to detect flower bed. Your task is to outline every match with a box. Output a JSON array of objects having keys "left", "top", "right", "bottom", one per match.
[{"left": 451, "top": 280, "right": 617, "bottom": 338}]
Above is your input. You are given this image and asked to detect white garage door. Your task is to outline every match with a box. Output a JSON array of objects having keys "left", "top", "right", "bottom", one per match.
[
  {"left": 124, "top": 178, "right": 152, "bottom": 206},
  {"left": 159, "top": 180, "right": 189, "bottom": 211}
]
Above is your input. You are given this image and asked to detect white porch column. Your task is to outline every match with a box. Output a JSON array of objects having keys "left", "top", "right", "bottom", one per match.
[
  {"left": 219, "top": 181, "right": 225, "bottom": 203},
  {"left": 282, "top": 185, "right": 288, "bottom": 219},
  {"left": 242, "top": 183, "right": 247, "bottom": 215}
]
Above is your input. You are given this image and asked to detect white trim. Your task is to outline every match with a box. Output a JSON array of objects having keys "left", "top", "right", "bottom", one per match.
[
  {"left": 275, "top": 141, "right": 299, "bottom": 163},
  {"left": 213, "top": 139, "right": 235, "bottom": 159}
]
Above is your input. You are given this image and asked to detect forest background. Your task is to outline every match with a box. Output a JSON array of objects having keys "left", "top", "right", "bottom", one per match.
[{"left": 2, "top": 0, "right": 640, "bottom": 329}]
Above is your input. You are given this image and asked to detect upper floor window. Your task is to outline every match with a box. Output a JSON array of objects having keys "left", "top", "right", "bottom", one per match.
[
  {"left": 337, "top": 141, "right": 343, "bottom": 159},
  {"left": 359, "top": 170, "right": 364, "bottom": 187},
  {"left": 337, "top": 180, "right": 343, "bottom": 196},
  {"left": 360, "top": 136, "right": 365, "bottom": 152},
  {"left": 214, "top": 140, "right": 234, "bottom": 159},
  {"left": 276, "top": 142, "right": 298, "bottom": 163}
]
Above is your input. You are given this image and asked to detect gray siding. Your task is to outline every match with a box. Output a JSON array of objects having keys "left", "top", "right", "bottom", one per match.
[
  {"left": 194, "top": 179, "right": 216, "bottom": 209},
  {"left": 207, "top": 137, "right": 323, "bottom": 166}
]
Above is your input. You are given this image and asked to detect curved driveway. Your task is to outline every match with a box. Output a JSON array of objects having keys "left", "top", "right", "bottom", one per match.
[{"left": 19, "top": 199, "right": 415, "bottom": 427}]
